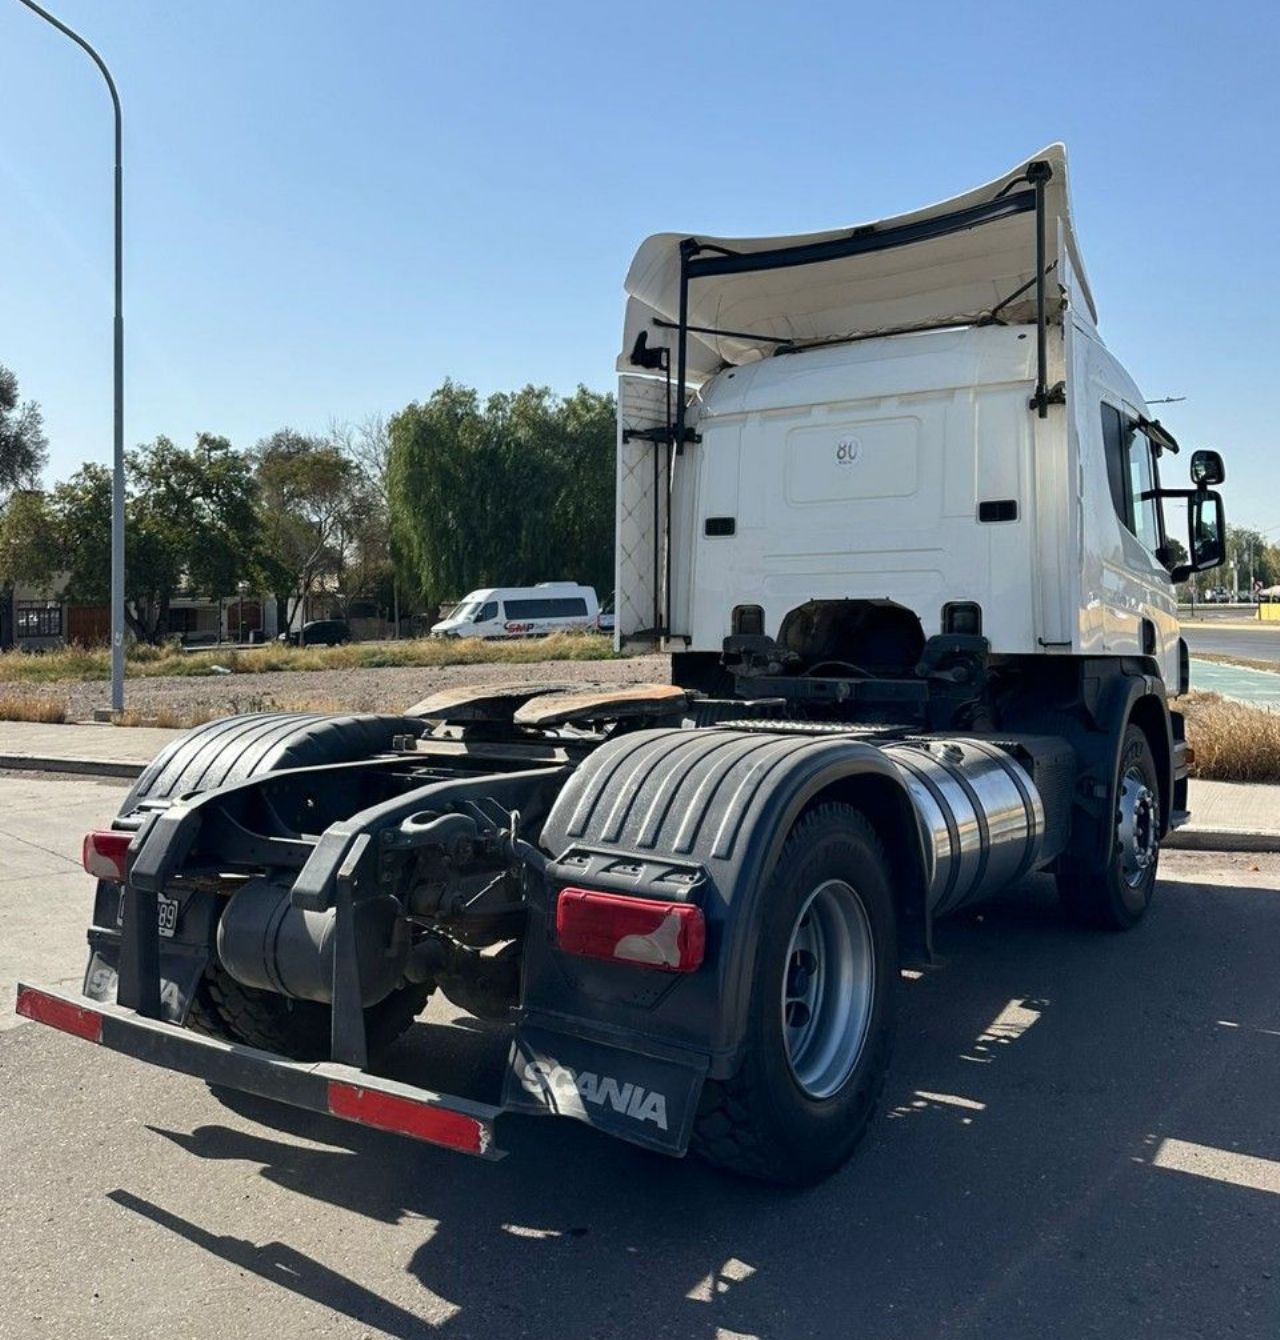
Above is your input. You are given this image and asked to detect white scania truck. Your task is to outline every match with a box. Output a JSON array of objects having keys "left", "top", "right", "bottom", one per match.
[{"left": 18, "top": 146, "right": 1227, "bottom": 1184}]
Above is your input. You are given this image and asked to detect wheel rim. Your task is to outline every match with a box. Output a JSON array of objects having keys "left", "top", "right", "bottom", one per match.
[
  {"left": 780, "top": 878, "right": 875, "bottom": 1099},
  {"left": 1117, "top": 765, "right": 1159, "bottom": 888}
]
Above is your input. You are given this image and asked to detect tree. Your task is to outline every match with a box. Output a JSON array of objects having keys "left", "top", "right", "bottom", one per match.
[
  {"left": 387, "top": 381, "right": 615, "bottom": 617},
  {"left": 1266, "top": 544, "right": 1280, "bottom": 593},
  {"left": 2, "top": 436, "right": 260, "bottom": 642},
  {"left": 0, "top": 364, "right": 52, "bottom": 637},
  {"left": 0, "top": 487, "right": 61, "bottom": 590},
  {"left": 255, "top": 429, "right": 357, "bottom": 630},
  {"left": 1225, "top": 524, "right": 1279, "bottom": 593},
  {"left": 123, "top": 434, "right": 261, "bottom": 638},
  {"left": 326, "top": 415, "right": 405, "bottom": 630},
  {"left": 386, "top": 382, "right": 486, "bottom": 616},
  {"left": 344, "top": 413, "right": 393, "bottom": 500},
  {"left": 0, "top": 364, "right": 48, "bottom": 500}
]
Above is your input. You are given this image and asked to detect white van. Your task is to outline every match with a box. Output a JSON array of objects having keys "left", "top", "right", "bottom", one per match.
[{"left": 431, "top": 582, "right": 600, "bottom": 639}]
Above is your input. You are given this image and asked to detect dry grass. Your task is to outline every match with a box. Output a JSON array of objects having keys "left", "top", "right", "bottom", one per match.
[
  {"left": 1182, "top": 690, "right": 1280, "bottom": 783},
  {"left": 110, "top": 706, "right": 218, "bottom": 730},
  {"left": 111, "top": 695, "right": 352, "bottom": 730},
  {"left": 106, "top": 689, "right": 1280, "bottom": 789},
  {"left": 0, "top": 631, "right": 620, "bottom": 685},
  {"left": 0, "top": 695, "right": 68, "bottom": 724}
]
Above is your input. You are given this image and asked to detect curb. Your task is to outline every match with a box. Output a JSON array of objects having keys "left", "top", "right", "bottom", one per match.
[
  {"left": 1164, "top": 828, "right": 1280, "bottom": 854},
  {"left": 0, "top": 755, "right": 144, "bottom": 781}
]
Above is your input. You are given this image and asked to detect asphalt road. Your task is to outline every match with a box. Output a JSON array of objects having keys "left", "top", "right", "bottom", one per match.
[
  {"left": 1182, "top": 622, "right": 1280, "bottom": 662},
  {"left": 3, "top": 774, "right": 1280, "bottom": 1339}
]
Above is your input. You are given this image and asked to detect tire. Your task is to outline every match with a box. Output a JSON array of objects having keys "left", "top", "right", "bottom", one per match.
[
  {"left": 691, "top": 804, "right": 897, "bottom": 1185},
  {"left": 1056, "top": 723, "right": 1161, "bottom": 930},
  {"left": 190, "top": 959, "right": 431, "bottom": 1063},
  {"left": 106, "top": 712, "right": 433, "bottom": 1059}
]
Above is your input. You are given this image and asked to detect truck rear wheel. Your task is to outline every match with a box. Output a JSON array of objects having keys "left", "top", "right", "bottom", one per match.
[
  {"left": 691, "top": 804, "right": 897, "bottom": 1185},
  {"left": 189, "top": 960, "right": 432, "bottom": 1063},
  {"left": 103, "top": 712, "right": 434, "bottom": 1061},
  {"left": 1056, "top": 723, "right": 1161, "bottom": 930}
]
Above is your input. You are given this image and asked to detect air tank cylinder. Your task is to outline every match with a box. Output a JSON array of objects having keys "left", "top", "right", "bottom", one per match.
[{"left": 216, "top": 879, "right": 408, "bottom": 1006}]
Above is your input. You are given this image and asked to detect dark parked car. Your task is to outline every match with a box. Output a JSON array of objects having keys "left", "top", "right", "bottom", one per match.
[{"left": 277, "top": 619, "right": 352, "bottom": 647}]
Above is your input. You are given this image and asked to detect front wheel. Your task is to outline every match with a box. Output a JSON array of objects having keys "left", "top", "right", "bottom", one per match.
[
  {"left": 1056, "top": 723, "right": 1161, "bottom": 930},
  {"left": 691, "top": 804, "right": 897, "bottom": 1185}
]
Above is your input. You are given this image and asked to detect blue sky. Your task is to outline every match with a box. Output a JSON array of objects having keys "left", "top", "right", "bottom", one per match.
[{"left": 2, "top": 0, "right": 1278, "bottom": 535}]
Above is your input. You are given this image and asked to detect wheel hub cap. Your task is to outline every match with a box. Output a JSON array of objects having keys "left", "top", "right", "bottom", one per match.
[
  {"left": 781, "top": 879, "right": 875, "bottom": 1099},
  {"left": 1117, "top": 766, "right": 1159, "bottom": 889}
]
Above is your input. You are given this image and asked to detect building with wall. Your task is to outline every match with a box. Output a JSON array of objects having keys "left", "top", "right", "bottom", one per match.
[{"left": 0, "top": 582, "right": 278, "bottom": 651}]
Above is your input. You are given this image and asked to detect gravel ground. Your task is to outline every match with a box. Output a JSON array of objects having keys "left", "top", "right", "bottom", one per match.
[{"left": 0, "top": 654, "right": 671, "bottom": 723}]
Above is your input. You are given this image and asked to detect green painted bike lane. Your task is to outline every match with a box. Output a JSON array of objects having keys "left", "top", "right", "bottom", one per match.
[{"left": 1190, "top": 657, "right": 1280, "bottom": 710}]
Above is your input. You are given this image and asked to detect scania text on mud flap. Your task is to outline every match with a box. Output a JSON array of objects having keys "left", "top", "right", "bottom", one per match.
[{"left": 17, "top": 145, "right": 1226, "bottom": 1184}]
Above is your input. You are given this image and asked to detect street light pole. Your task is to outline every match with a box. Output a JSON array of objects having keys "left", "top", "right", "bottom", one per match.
[{"left": 15, "top": 0, "right": 125, "bottom": 712}]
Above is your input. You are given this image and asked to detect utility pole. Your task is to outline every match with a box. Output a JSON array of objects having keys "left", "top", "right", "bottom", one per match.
[{"left": 15, "top": 0, "right": 125, "bottom": 711}]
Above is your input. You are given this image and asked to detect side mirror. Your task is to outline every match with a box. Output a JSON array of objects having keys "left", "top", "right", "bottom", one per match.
[
  {"left": 1190, "top": 449, "right": 1225, "bottom": 487},
  {"left": 1171, "top": 489, "right": 1226, "bottom": 583}
]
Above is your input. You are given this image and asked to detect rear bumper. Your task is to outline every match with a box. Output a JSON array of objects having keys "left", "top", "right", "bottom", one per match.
[{"left": 15, "top": 982, "right": 504, "bottom": 1160}]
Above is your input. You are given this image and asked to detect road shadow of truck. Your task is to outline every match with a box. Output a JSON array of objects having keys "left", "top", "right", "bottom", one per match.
[{"left": 114, "top": 871, "right": 1280, "bottom": 1339}]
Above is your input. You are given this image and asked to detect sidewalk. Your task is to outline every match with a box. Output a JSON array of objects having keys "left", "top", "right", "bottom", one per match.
[
  {"left": 1166, "top": 778, "right": 1280, "bottom": 853},
  {"left": 0, "top": 720, "right": 181, "bottom": 778},
  {"left": 4, "top": 719, "right": 1278, "bottom": 853}
]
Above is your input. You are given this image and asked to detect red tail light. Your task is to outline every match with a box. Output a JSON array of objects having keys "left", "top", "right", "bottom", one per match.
[
  {"left": 82, "top": 830, "right": 132, "bottom": 882},
  {"left": 556, "top": 888, "right": 705, "bottom": 972}
]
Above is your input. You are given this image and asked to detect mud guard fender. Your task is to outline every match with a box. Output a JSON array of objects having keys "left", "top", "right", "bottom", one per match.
[
  {"left": 1083, "top": 667, "right": 1174, "bottom": 841},
  {"left": 526, "top": 728, "right": 931, "bottom": 1082}
]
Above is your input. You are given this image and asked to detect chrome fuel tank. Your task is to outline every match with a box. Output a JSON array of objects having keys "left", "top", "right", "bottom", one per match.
[{"left": 884, "top": 738, "right": 1045, "bottom": 916}]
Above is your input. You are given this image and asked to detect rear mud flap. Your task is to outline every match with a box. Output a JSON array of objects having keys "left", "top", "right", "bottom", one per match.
[
  {"left": 82, "top": 942, "right": 208, "bottom": 1026},
  {"left": 503, "top": 1024, "right": 707, "bottom": 1156},
  {"left": 83, "top": 884, "right": 218, "bottom": 1025}
]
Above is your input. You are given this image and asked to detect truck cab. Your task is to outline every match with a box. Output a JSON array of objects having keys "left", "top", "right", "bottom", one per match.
[{"left": 615, "top": 142, "right": 1225, "bottom": 705}]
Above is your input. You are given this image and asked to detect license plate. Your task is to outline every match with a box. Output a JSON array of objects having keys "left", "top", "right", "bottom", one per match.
[
  {"left": 116, "top": 891, "right": 180, "bottom": 938},
  {"left": 157, "top": 894, "right": 179, "bottom": 938}
]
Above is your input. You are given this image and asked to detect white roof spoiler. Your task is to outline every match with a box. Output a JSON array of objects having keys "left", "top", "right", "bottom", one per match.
[{"left": 618, "top": 143, "right": 1093, "bottom": 382}]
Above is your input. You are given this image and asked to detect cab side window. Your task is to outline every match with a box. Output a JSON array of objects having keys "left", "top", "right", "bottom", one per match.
[
  {"left": 1101, "top": 402, "right": 1163, "bottom": 559},
  {"left": 1101, "top": 403, "right": 1130, "bottom": 526},
  {"left": 477, "top": 601, "right": 498, "bottom": 622},
  {"left": 1125, "top": 425, "right": 1162, "bottom": 556}
]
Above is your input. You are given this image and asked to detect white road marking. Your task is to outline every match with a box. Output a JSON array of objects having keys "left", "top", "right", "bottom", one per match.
[{"left": 1152, "top": 1137, "right": 1280, "bottom": 1195}]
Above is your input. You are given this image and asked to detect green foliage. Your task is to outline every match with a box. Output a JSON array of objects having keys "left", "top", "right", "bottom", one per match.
[
  {"left": 3, "top": 376, "right": 618, "bottom": 643},
  {"left": 0, "top": 487, "right": 61, "bottom": 589},
  {"left": 254, "top": 429, "right": 359, "bottom": 626},
  {"left": 387, "top": 381, "right": 614, "bottom": 614},
  {"left": 1175, "top": 524, "right": 1280, "bottom": 599},
  {"left": 3, "top": 436, "right": 260, "bottom": 642},
  {"left": 0, "top": 363, "right": 48, "bottom": 498},
  {"left": 136, "top": 434, "right": 261, "bottom": 600},
  {"left": 51, "top": 463, "right": 114, "bottom": 603},
  {"left": 1225, "top": 525, "right": 1280, "bottom": 590}
]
